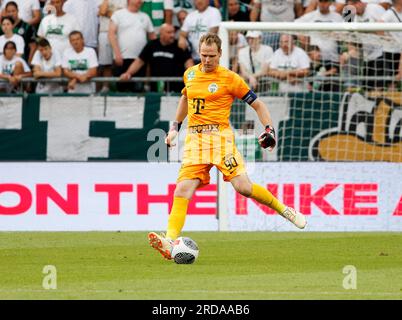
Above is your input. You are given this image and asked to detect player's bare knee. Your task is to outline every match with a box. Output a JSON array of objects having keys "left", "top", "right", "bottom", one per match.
[
  {"left": 234, "top": 182, "right": 252, "bottom": 197},
  {"left": 174, "top": 187, "right": 191, "bottom": 199}
]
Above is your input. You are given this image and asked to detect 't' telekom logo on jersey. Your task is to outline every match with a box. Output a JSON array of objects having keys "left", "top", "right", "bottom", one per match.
[{"left": 0, "top": 183, "right": 401, "bottom": 216}]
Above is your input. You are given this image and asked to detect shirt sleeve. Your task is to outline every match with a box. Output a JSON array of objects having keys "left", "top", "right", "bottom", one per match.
[
  {"left": 19, "top": 57, "right": 31, "bottom": 72},
  {"left": 54, "top": 50, "right": 62, "bottom": 67},
  {"left": 209, "top": 8, "right": 222, "bottom": 28},
  {"left": 16, "top": 36, "right": 25, "bottom": 55},
  {"left": 88, "top": 48, "right": 99, "bottom": 68},
  {"left": 181, "top": 14, "right": 190, "bottom": 33},
  {"left": 139, "top": 43, "right": 151, "bottom": 63},
  {"left": 230, "top": 71, "right": 251, "bottom": 100},
  {"left": 61, "top": 50, "right": 69, "bottom": 69},
  {"left": 144, "top": 13, "right": 155, "bottom": 33},
  {"left": 37, "top": 19, "right": 45, "bottom": 37},
  {"left": 31, "top": 51, "right": 40, "bottom": 66},
  {"left": 163, "top": 0, "right": 174, "bottom": 10},
  {"left": 269, "top": 52, "right": 279, "bottom": 69},
  {"left": 32, "top": 0, "right": 41, "bottom": 10},
  {"left": 297, "top": 48, "right": 311, "bottom": 69}
]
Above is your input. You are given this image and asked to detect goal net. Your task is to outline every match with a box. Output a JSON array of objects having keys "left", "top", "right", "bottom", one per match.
[{"left": 219, "top": 22, "right": 402, "bottom": 163}]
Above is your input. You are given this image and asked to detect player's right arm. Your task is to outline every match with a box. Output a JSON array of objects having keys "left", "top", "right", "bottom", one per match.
[{"left": 165, "top": 95, "right": 188, "bottom": 147}]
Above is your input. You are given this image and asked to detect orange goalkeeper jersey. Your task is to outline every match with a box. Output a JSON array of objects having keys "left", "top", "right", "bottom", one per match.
[
  {"left": 181, "top": 64, "right": 252, "bottom": 164},
  {"left": 181, "top": 64, "right": 251, "bottom": 131}
]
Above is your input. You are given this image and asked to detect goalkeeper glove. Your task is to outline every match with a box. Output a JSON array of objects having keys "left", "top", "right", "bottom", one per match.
[
  {"left": 165, "top": 121, "right": 182, "bottom": 147},
  {"left": 258, "top": 125, "right": 276, "bottom": 151}
]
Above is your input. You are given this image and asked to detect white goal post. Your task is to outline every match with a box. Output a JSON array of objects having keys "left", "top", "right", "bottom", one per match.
[{"left": 217, "top": 22, "right": 402, "bottom": 231}]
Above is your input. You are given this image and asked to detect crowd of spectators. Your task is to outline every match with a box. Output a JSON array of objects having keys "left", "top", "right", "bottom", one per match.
[{"left": 0, "top": 0, "right": 400, "bottom": 94}]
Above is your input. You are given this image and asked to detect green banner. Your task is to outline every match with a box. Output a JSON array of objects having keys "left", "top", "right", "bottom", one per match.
[{"left": 0, "top": 92, "right": 400, "bottom": 162}]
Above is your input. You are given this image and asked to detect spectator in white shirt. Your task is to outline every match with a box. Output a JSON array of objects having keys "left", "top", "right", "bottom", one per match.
[
  {"left": 229, "top": 29, "right": 247, "bottom": 73},
  {"left": 381, "top": 0, "right": 402, "bottom": 79},
  {"left": 346, "top": 0, "right": 386, "bottom": 89},
  {"left": 0, "top": 16, "right": 24, "bottom": 56},
  {"left": 295, "top": 0, "right": 343, "bottom": 63},
  {"left": 1, "top": 0, "right": 41, "bottom": 26},
  {"left": 304, "top": 0, "right": 390, "bottom": 14},
  {"left": 0, "top": 40, "right": 31, "bottom": 92},
  {"left": 32, "top": 37, "right": 63, "bottom": 94},
  {"left": 267, "top": 34, "right": 311, "bottom": 93},
  {"left": 250, "top": 0, "right": 304, "bottom": 22},
  {"left": 178, "top": 0, "right": 222, "bottom": 62},
  {"left": 238, "top": 30, "right": 273, "bottom": 92},
  {"left": 62, "top": 30, "right": 98, "bottom": 94},
  {"left": 5, "top": 2, "right": 37, "bottom": 64},
  {"left": 251, "top": 0, "right": 304, "bottom": 51},
  {"left": 37, "top": 0, "right": 81, "bottom": 56},
  {"left": 63, "top": 0, "right": 99, "bottom": 49},
  {"left": 109, "top": 0, "right": 156, "bottom": 92}
]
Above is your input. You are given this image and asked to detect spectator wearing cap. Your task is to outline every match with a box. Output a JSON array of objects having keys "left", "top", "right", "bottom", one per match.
[
  {"left": 3, "top": 1, "right": 36, "bottom": 64},
  {"left": 238, "top": 30, "right": 273, "bottom": 92},
  {"left": 178, "top": 0, "right": 222, "bottom": 63},
  {"left": 109, "top": 0, "right": 156, "bottom": 92},
  {"left": 267, "top": 34, "right": 311, "bottom": 93}
]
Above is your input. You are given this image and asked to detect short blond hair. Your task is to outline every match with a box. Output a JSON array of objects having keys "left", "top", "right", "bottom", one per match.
[{"left": 199, "top": 33, "right": 222, "bottom": 52}]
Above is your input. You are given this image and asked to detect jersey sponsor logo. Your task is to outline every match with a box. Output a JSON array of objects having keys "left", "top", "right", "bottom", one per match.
[
  {"left": 189, "top": 124, "right": 220, "bottom": 134},
  {"left": 208, "top": 83, "right": 218, "bottom": 93},
  {"left": 187, "top": 70, "right": 195, "bottom": 81},
  {"left": 192, "top": 98, "right": 205, "bottom": 114}
]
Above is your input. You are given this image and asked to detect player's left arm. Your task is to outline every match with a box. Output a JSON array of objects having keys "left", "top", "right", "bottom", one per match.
[
  {"left": 249, "top": 98, "right": 273, "bottom": 129},
  {"left": 234, "top": 72, "right": 276, "bottom": 150}
]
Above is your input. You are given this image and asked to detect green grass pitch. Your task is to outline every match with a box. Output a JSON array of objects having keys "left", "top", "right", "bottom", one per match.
[{"left": 0, "top": 232, "right": 401, "bottom": 300}]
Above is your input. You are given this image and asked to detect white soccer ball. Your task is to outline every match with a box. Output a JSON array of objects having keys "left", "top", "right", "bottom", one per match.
[{"left": 171, "top": 237, "right": 199, "bottom": 264}]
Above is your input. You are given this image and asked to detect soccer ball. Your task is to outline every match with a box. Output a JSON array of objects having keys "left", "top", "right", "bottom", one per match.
[{"left": 171, "top": 237, "right": 199, "bottom": 264}]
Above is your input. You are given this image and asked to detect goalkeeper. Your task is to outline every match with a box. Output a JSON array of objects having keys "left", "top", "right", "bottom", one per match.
[{"left": 149, "top": 33, "right": 307, "bottom": 260}]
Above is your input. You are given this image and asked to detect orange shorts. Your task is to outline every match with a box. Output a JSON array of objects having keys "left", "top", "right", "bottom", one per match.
[{"left": 177, "top": 146, "right": 246, "bottom": 188}]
